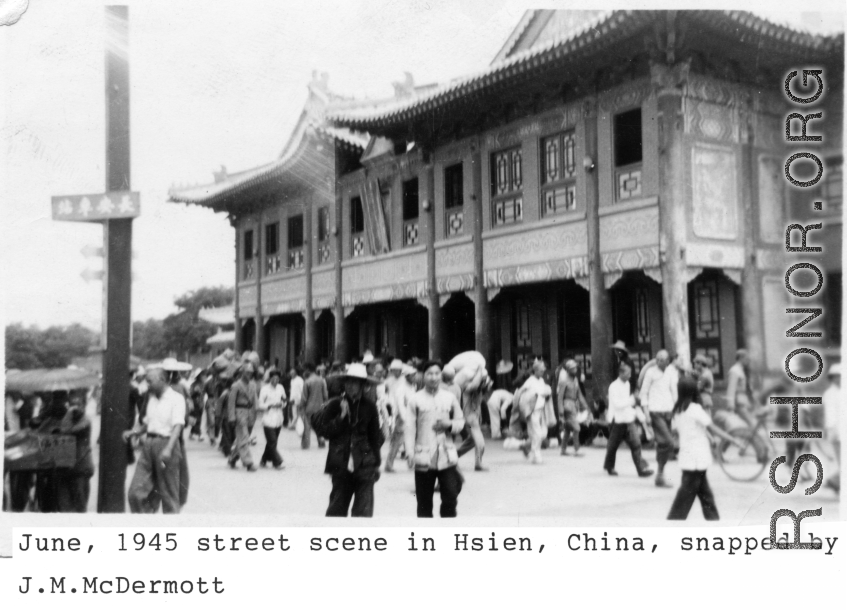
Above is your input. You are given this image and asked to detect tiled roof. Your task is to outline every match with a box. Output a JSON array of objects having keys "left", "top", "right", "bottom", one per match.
[
  {"left": 168, "top": 124, "right": 366, "bottom": 207},
  {"left": 328, "top": 10, "right": 842, "bottom": 131}
]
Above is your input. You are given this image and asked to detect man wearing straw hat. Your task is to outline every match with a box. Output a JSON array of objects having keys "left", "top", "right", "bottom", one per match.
[{"left": 311, "top": 363, "right": 384, "bottom": 517}]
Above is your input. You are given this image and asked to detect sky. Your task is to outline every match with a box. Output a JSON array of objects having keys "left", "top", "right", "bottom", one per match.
[{"left": 2, "top": 0, "right": 844, "bottom": 333}]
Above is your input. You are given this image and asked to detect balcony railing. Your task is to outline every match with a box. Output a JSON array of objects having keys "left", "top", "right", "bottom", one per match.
[
  {"left": 318, "top": 243, "right": 331, "bottom": 265},
  {"left": 493, "top": 196, "right": 522, "bottom": 226},
  {"left": 615, "top": 163, "right": 642, "bottom": 201},
  {"left": 243, "top": 259, "right": 254, "bottom": 280},
  {"left": 287, "top": 248, "right": 304, "bottom": 270},
  {"left": 446, "top": 210, "right": 463, "bottom": 237},
  {"left": 542, "top": 183, "right": 576, "bottom": 215},
  {"left": 351, "top": 233, "right": 365, "bottom": 258},
  {"left": 403, "top": 220, "right": 420, "bottom": 246},
  {"left": 265, "top": 254, "right": 280, "bottom": 275}
]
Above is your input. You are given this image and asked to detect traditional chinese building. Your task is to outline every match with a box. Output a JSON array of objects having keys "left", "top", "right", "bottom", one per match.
[{"left": 169, "top": 10, "right": 843, "bottom": 400}]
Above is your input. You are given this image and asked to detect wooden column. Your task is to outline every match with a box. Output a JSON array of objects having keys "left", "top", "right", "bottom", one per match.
[
  {"left": 424, "top": 162, "right": 442, "bottom": 360},
  {"left": 233, "top": 221, "right": 242, "bottom": 352},
  {"left": 583, "top": 99, "right": 614, "bottom": 402},
  {"left": 739, "top": 102, "right": 766, "bottom": 372},
  {"left": 471, "top": 145, "right": 491, "bottom": 366},
  {"left": 254, "top": 218, "right": 264, "bottom": 356},
  {"left": 333, "top": 187, "right": 347, "bottom": 362},
  {"left": 655, "top": 62, "right": 691, "bottom": 364},
  {"left": 303, "top": 199, "right": 317, "bottom": 364}
]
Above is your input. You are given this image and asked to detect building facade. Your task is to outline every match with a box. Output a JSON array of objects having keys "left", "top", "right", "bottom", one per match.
[{"left": 170, "top": 10, "right": 843, "bottom": 401}]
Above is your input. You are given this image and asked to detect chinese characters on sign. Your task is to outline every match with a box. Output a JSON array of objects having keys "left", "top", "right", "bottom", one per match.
[{"left": 51, "top": 191, "right": 140, "bottom": 221}]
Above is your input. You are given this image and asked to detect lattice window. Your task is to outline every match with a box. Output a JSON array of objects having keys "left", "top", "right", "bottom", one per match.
[
  {"left": 491, "top": 148, "right": 523, "bottom": 226},
  {"left": 693, "top": 347, "right": 722, "bottom": 378},
  {"left": 265, "top": 222, "right": 280, "bottom": 275},
  {"left": 444, "top": 163, "right": 464, "bottom": 238},
  {"left": 243, "top": 229, "right": 254, "bottom": 280},
  {"left": 542, "top": 131, "right": 576, "bottom": 183},
  {"left": 614, "top": 108, "right": 643, "bottom": 202},
  {"left": 287, "top": 214, "right": 304, "bottom": 271},
  {"left": 350, "top": 196, "right": 366, "bottom": 258},
  {"left": 404, "top": 221, "right": 419, "bottom": 246},
  {"left": 541, "top": 131, "right": 577, "bottom": 215},
  {"left": 403, "top": 178, "right": 419, "bottom": 221},
  {"left": 692, "top": 280, "right": 720, "bottom": 340},
  {"left": 492, "top": 148, "right": 522, "bottom": 194},
  {"left": 447, "top": 210, "right": 464, "bottom": 236}
]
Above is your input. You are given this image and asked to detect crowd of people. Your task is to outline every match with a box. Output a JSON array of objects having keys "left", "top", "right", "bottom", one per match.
[
  {"left": 6, "top": 341, "right": 841, "bottom": 519},
  {"left": 4, "top": 389, "right": 95, "bottom": 512}
]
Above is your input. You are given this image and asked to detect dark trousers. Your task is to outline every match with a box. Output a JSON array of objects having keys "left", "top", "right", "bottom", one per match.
[
  {"left": 57, "top": 474, "right": 91, "bottom": 513},
  {"left": 414, "top": 467, "right": 463, "bottom": 518},
  {"left": 220, "top": 420, "right": 235, "bottom": 457},
  {"left": 261, "top": 426, "right": 283, "bottom": 467},
  {"left": 603, "top": 422, "right": 650, "bottom": 474},
  {"left": 650, "top": 412, "right": 674, "bottom": 469},
  {"left": 667, "top": 470, "right": 719, "bottom": 520},
  {"left": 326, "top": 470, "right": 376, "bottom": 517},
  {"left": 128, "top": 436, "right": 182, "bottom": 514},
  {"left": 8, "top": 472, "right": 34, "bottom": 512}
]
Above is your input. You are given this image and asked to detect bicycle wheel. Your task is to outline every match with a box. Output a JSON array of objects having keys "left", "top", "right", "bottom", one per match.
[{"left": 718, "top": 429, "right": 768, "bottom": 481}]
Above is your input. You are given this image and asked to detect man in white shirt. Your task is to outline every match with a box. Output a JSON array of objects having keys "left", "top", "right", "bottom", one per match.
[
  {"left": 288, "top": 367, "right": 304, "bottom": 429},
  {"left": 516, "top": 358, "right": 554, "bottom": 464},
  {"left": 726, "top": 349, "right": 754, "bottom": 426},
  {"left": 405, "top": 360, "right": 465, "bottom": 518},
  {"left": 385, "top": 364, "right": 416, "bottom": 472},
  {"left": 125, "top": 366, "right": 187, "bottom": 514},
  {"left": 640, "top": 349, "right": 678, "bottom": 487},
  {"left": 604, "top": 361, "right": 654, "bottom": 478},
  {"left": 486, "top": 387, "right": 514, "bottom": 440},
  {"left": 258, "top": 369, "right": 286, "bottom": 469}
]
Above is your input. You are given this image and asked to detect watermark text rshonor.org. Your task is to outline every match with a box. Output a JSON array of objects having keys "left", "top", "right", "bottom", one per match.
[{"left": 769, "top": 68, "right": 830, "bottom": 550}]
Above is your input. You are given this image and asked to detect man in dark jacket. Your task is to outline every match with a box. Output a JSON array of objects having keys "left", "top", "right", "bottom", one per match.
[{"left": 311, "top": 363, "right": 384, "bottom": 517}]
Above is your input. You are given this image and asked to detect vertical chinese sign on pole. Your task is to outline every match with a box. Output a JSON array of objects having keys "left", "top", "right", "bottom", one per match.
[{"left": 51, "top": 6, "right": 136, "bottom": 513}]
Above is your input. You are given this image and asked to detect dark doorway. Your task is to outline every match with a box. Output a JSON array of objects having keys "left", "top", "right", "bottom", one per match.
[{"left": 442, "top": 292, "right": 476, "bottom": 360}]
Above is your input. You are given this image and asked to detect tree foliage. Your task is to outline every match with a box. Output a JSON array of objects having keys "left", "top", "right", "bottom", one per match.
[
  {"left": 5, "top": 323, "right": 98, "bottom": 370},
  {"left": 131, "top": 286, "right": 233, "bottom": 360}
]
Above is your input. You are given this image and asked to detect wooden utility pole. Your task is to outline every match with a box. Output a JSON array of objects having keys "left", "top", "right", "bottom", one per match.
[
  {"left": 583, "top": 98, "right": 614, "bottom": 403},
  {"left": 99, "top": 5, "right": 133, "bottom": 512}
]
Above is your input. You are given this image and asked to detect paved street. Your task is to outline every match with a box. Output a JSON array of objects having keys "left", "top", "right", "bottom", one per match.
[{"left": 82, "top": 420, "right": 840, "bottom": 524}]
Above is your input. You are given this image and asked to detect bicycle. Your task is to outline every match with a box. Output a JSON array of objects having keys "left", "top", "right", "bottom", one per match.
[{"left": 715, "top": 410, "right": 773, "bottom": 482}]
